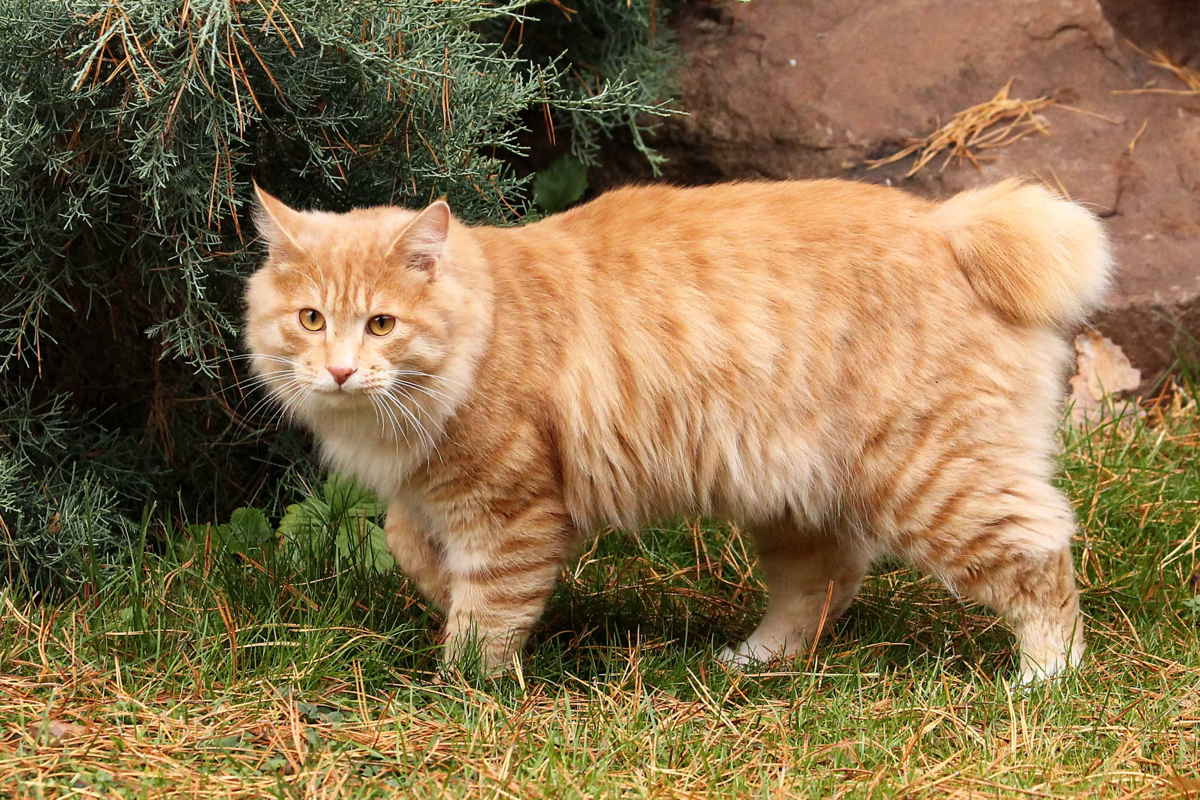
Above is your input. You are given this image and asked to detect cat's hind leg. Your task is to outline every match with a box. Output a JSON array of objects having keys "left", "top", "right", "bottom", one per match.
[
  {"left": 895, "top": 470, "right": 1086, "bottom": 683},
  {"left": 720, "top": 521, "right": 872, "bottom": 666}
]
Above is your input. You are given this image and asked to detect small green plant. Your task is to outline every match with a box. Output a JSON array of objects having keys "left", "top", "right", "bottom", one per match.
[
  {"left": 189, "top": 473, "right": 393, "bottom": 573},
  {"left": 188, "top": 507, "right": 273, "bottom": 561},
  {"left": 277, "top": 473, "right": 393, "bottom": 573}
]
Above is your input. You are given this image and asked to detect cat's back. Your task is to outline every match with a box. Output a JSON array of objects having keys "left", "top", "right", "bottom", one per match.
[
  {"left": 553, "top": 179, "right": 929, "bottom": 229},
  {"left": 548, "top": 179, "right": 933, "bottom": 259},
  {"left": 514, "top": 179, "right": 950, "bottom": 313}
]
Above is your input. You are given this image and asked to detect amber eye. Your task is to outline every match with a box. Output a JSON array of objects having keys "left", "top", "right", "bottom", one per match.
[
  {"left": 367, "top": 315, "right": 396, "bottom": 336},
  {"left": 298, "top": 308, "right": 325, "bottom": 331}
]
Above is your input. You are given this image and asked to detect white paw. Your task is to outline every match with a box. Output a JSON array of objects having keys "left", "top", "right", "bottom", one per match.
[
  {"left": 1017, "top": 658, "right": 1066, "bottom": 686},
  {"left": 1017, "top": 642, "right": 1085, "bottom": 686},
  {"left": 717, "top": 641, "right": 779, "bottom": 669}
]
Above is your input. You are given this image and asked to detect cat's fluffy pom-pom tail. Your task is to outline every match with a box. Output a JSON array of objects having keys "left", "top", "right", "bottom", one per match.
[{"left": 933, "top": 179, "right": 1113, "bottom": 326}]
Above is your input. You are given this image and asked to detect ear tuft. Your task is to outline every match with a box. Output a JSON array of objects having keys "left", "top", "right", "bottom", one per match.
[
  {"left": 390, "top": 200, "right": 452, "bottom": 275},
  {"left": 252, "top": 182, "right": 307, "bottom": 261}
]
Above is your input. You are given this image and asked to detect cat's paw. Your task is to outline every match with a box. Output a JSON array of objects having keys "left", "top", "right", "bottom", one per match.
[
  {"left": 717, "top": 642, "right": 778, "bottom": 669},
  {"left": 1016, "top": 640, "right": 1085, "bottom": 686},
  {"left": 1016, "top": 658, "right": 1070, "bottom": 687}
]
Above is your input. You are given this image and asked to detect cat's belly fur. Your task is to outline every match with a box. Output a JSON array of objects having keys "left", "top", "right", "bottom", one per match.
[
  {"left": 547, "top": 321, "right": 1068, "bottom": 543},
  {"left": 553, "top": 381, "right": 845, "bottom": 533}
]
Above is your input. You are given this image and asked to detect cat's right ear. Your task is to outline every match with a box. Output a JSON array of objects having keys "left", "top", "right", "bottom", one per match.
[{"left": 253, "top": 182, "right": 307, "bottom": 262}]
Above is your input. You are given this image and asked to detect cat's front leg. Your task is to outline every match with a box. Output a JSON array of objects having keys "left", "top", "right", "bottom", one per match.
[
  {"left": 384, "top": 499, "right": 450, "bottom": 611},
  {"left": 439, "top": 496, "right": 575, "bottom": 673}
]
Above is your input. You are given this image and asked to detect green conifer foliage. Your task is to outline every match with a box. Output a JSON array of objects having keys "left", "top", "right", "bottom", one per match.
[{"left": 0, "top": 0, "right": 675, "bottom": 591}]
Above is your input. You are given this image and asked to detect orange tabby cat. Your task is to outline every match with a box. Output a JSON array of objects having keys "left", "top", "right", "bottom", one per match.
[{"left": 244, "top": 178, "right": 1110, "bottom": 681}]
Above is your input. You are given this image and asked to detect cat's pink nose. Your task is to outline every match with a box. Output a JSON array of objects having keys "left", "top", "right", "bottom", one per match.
[{"left": 327, "top": 366, "right": 356, "bottom": 386}]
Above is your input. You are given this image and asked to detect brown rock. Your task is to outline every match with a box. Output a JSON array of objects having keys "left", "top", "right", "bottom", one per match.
[{"left": 600, "top": 0, "right": 1200, "bottom": 392}]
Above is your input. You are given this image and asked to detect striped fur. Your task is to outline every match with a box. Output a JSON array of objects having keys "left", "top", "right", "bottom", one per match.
[{"left": 245, "top": 179, "right": 1111, "bottom": 681}]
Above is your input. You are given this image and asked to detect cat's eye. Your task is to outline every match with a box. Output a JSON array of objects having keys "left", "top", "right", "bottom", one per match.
[
  {"left": 367, "top": 315, "right": 396, "bottom": 337},
  {"left": 298, "top": 308, "right": 325, "bottom": 331}
]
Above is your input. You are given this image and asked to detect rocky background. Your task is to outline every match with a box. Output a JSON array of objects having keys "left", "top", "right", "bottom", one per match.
[{"left": 598, "top": 0, "right": 1200, "bottom": 394}]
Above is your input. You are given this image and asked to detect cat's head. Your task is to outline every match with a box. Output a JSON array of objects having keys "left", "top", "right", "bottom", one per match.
[{"left": 242, "top": 185, "right": 485, "bottom": 442}]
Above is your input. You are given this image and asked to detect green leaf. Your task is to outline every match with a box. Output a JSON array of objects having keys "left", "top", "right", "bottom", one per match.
[
  {"left": 277, "top": 473, "right": 394, "bottom": 573},
  {"left": 349, "top": 519, "right": 395, "bottom": 573},
  {"left": 278, "top": 499, "right": 331, "bottom": 540},
  {"left": 206, "top": 507, "right": 273, "bottom": 557},
  {"left": 297, "top": 701, "right": 346, "bottom": 724},
  {"left": 534, "top": 154, "right": 589, "bottom": 213},
  {"left": 277, "top": 499, "right": 331, "bottom": 564},
  {"left": 323, "top": 472, "right": 380, "bottom": 518},
  {"left": 227, "top": 507, "right": 272, "bottom": 545}
]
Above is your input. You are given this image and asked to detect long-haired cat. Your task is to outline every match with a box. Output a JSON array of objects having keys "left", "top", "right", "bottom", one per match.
[{"left": 244, "top": 178, "right": 1110, "bottom": 681}]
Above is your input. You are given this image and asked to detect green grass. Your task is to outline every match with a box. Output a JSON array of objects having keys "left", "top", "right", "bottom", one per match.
[{"left": 1, "top": 389, "right": 1198, "bottom": 799}]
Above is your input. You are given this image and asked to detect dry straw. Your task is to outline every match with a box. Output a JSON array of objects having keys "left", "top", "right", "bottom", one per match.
[
  {"left": 1114, "top": 43, "right": 1200, "bottom": 97},
  {"left": 867, "top": 80, "right": 1055, "bottom": 176}
]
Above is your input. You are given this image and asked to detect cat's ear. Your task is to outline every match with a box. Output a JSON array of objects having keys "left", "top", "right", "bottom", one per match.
[
  {"left": 387, "top": 200, "right": 451, "bottom": 277},
  {"left": 252, "top": 182, "right": 307, "bottom": 262}
]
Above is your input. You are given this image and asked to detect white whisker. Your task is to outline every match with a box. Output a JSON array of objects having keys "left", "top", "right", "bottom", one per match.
[
  {"left": 382, "top": 389, "right": 442, "bottom": 465},
  {"left": 251, "top": 380, "right": 310, "bottom": 440},
  {"left": 242, "top": 377, "right": 308, "bottom": 422},
  {"left": 396, "top": 386, "right": 452, "bottom": 440},
  {"left": 390, "top": 378, "right": 457, "bottom": 414},
  {"left": 377, "top": 392, "right": 411, "bottom": 450},
  {"left": 384, "top": 369, "right": 476, "bottom": 393},
  {"left": 229, "top": 353, "right": 301, "bottom": 365},
  {"left": 369, "top": 394, "right": 404, "bottom": 456},
  {"left": 227, "top": 371, "right": 295, "bottom": 401}
]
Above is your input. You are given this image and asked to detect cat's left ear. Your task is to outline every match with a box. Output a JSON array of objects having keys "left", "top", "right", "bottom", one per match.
[{"left": 387, "top": 200, "right": 451, "bottom": 277}]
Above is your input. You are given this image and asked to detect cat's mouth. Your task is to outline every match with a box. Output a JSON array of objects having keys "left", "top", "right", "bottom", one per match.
[{"left": 310, "top": 383, "right": 366, "bottom": 400}]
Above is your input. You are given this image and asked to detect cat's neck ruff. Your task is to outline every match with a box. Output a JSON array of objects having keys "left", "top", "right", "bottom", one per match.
[{"left": 314, "top": 409, "right": 434, "bottom": 499}]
